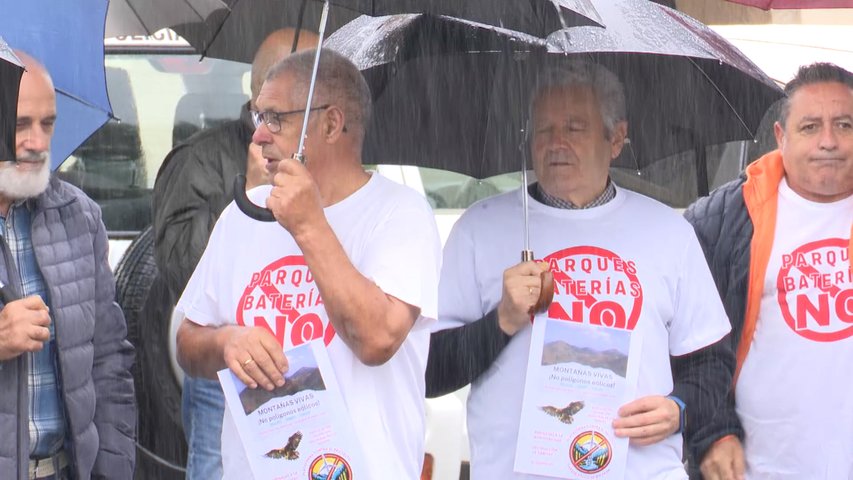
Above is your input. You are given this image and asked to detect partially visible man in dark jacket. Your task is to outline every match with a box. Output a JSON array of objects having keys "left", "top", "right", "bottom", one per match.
[
  {"left": 0, "top": 51, "right": 136, "bottom": 480},
  {"left": 684, "top": 62, "right": 853, "bottom": 480},
  {"left": 151, "top": 28, "right": 318, "bottom": 480}
]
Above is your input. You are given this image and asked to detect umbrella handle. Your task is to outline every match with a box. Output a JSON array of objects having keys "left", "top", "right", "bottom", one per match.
[
  {"left": 531, "top": 270, "right": 555, "bottom": 315},
  {"left": 522, "top": 250, "right": 555, "bottom": 314},
  {"left": 233, "top": 175, "right": 276, "bottom": 222}
]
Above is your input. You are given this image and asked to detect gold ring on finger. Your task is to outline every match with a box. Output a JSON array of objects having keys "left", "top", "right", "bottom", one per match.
[
  {"left": 528, "top": 287, "right": 534, "bottom": 295},
  {"left": 243, "top": 358, "right": 254, "bottom": 366}
]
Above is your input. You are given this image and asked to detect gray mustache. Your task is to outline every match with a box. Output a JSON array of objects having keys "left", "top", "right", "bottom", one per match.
[{"left": 17, "top": 151, "right": 49, "bottom": 164}]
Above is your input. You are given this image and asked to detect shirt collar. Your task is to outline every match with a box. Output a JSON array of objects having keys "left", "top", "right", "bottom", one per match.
[{"left": 531, "top": 178, "right": 616, "bottom": 209}]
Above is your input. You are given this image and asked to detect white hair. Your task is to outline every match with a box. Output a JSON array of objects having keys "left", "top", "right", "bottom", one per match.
[{"left": 530, "top": 60, "right": 627, "bottom": 139}]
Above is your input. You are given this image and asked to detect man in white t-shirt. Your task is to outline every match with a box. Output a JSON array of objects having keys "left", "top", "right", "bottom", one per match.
[
  {"left": 427, "top": 60, "right": 734, "bottom": 479},
  {"left": 174, "top": 48, "right": 441, "bottom": 479},
  {"left": 685, "top": 63, "right": 853, "bottom": 480}
]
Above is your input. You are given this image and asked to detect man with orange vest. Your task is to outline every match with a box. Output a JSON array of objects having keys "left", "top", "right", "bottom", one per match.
[{"left": 685, "top": 62, "right": 853, "bottom": 480}]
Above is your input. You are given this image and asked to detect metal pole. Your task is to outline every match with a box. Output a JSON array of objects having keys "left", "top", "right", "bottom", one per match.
[
  {"left": 521, "top": 162, "right": 533, "bottom": 262},
  {"left": 293, "top": 0, "right": 330, "bottom": 163}
]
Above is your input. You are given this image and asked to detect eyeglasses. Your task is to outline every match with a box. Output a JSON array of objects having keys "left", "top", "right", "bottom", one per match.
[{"left": 250, "top": 105, "right": 330, "bottom": 133}]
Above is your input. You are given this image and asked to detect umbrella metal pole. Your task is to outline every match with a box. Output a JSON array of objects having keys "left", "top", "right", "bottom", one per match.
[
  {"left": 230, "top": 0, "right": 328, "bottom": 222},
  {"left": 293, "top": 0, "right": 330, "bottom": 164},
  {"left": 519, "top": 128, "right": 554, "bottom": 313},
  {"left": 520, "top": 162, "right": 554, "bottom": 314},
  {"left": 521, "top": 165, "right": 533, "bottom": 262}
]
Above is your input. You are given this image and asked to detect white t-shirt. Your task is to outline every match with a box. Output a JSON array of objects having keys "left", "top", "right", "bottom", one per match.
[
  {"left": 437, "top": 186, "right": 731, "bottom": 480},
  {"left": 177, "top": 173, "right": 442, "bottom": 479},
  {"left": 736, "top": 178, "right": 853, "bottom": 480}
]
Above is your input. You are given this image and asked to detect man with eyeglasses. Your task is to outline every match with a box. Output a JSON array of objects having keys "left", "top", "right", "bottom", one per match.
[
  {"left": 174, "top": 48, "right": 442, "bottom": 480},
  {"left": 151, "top": 28, "right": 318, "bottom": 480}
]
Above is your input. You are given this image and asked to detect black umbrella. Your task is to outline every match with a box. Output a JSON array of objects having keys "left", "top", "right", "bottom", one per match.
[
  {"left": 328, "top": 14, "right": 547, "bottom": 179},
  {"left": 172, "top": 0, "right": 360, "bottom": 62},
  {"left": 108, "top": 0, "right": 603, "bottom": 62},
  {"left": 546, "top": 0, "right": 784, "bottom": 174},
  {"left": 326, "top": 0, "right": 783, "bottom": 180},
  {"left": 0, "top": 36, "right": 23, "bottom": 163},
  {"left": 0, "top": 38, "right": 24, "bottom": 304},
  {"left": 228, "top": 0, "right": 602, "bottom": 223}
]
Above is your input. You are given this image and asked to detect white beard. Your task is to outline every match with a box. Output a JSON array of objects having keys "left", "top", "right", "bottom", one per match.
[{"left": 0, "top": 151, "right": 51, "bottom": 200}]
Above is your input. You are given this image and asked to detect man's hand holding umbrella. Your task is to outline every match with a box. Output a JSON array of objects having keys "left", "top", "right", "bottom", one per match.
[
  {"left": 266, "top": 157, "right": 325, "bottom": 237},
  {"left": 497, "top": 261, "right": 551, "bottom": 335}
]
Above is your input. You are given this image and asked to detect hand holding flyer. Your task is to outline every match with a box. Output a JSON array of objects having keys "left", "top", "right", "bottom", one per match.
[
  {"left": 218, "top": 340, "right": 365, "bottom": 480},
  {"left": 514, "top": 314, "right": 643, "bottom": 479}
]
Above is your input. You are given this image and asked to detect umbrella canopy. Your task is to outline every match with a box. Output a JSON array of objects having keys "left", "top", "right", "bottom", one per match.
[
  {"left": 726, "top": 0, "right": 853, "bottom": 8},
  {"left": 326, "top": 0, "right": 783, "bottom": 180},
  {"left": 547, "top": 0, "right": 784, "bottom": 170},
  {"left": 0, "top": 0, "right": 113, "bottom": 169},
  {"left": 218, "top": 0, "right": 600, "bottom": 223},
  {"left": 108, "top": 0, "right": 603, "bottom": 63},
  {"left": 0, "top": 37, "right": 23, "bottom": 162},
  {"left": 328, "top": 14, "right": 547, "bottom": 179},
  {"left": 172, "top": 0, "right": 360, "bottom": 62}
]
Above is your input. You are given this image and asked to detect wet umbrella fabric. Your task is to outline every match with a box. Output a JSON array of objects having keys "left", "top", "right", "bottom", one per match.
[
  {"left": 725, "top": 0, "right": 853, "bottom": 8},
  {"left": 327, "top": 0, "right": 783, "bottom": 180},
  {"left": 327, "top": 14, "right": 547, "bottom": 179},
  {"left": 226, "top": 0, "right": 600, "bottom": 222},
  {"left": 172, "top": 0, "right": 360, "bottom": 63},
  {"left": 0, "top": 0, "right": 113, "bottom": 169},
  {"left": 108, "top": 0, "right": 602, "bottom": 63},
  {"left": 546, "top": 0, "right": 784, "bottom": 170},
  {"left": 0, "top": 37, "right": 23, "bottom": 163}
]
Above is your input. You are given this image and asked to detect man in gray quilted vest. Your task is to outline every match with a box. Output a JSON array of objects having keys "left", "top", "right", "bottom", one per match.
[{"left": 0, "top": 51, "right": 136, "bottom": 479}]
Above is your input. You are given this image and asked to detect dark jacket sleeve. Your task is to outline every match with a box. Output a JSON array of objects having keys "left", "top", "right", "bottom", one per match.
[
  {"left": 671, "top": 334, "right": 738, "bottom": 466},
  {"left": 152, "top": 133, "right": 244, "bottom": 298},
  {"left": 683, "top": 178, "right": 752, "bottom": 470},
  {"left": 426, "top": 310, "right": 511, "bottom": 398},
  {"left": 89, "top": 199, "right": 137, "bottom": 478}
]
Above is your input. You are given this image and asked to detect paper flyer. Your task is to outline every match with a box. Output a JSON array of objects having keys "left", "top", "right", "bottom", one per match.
[
  {"left": 514, "top": 316, "right": 642, "bottom": 478},
  {"left": 218, "top": 340, "right": 365, "bottom": 480}
]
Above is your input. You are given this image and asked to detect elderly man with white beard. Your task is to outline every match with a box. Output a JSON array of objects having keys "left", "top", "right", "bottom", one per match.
[{"left": 0, "top": 52, "right": 136, "bottom": 480}]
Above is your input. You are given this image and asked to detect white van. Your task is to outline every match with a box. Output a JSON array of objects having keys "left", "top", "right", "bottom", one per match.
[{"left": 67, "top": 30, "right": 761, "bottom": 480}]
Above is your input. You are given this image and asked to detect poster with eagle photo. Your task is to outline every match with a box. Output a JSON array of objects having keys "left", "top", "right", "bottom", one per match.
[
  {"left": 218, "top": 340, "right": 365, "bottom": 480},
  {"left": 514, "top": 315, "right": 642, "bottom": 479}
]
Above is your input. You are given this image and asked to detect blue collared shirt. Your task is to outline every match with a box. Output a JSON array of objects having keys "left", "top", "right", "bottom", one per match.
[{"left": 0, "top": 202, "right": 66, "bottom": 458}]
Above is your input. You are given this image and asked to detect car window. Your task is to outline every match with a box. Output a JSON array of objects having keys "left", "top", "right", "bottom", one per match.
[{"left": 59, "top": 51, "right": 251, "bottom": 236}]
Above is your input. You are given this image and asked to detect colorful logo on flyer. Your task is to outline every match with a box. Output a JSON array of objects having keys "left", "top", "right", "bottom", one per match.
[
  {"left": 569, "top": 431, "right": 612, "bottom": 474},
  {"left": 776, "top": 238, "right": 853, "bottom": 342},
  {"left": 308, "top": 453, "right": 352, "bottom": 480},
  {"left": 236, "top": 255, "right": 336, "bottom": 348},
  {"left": 544, "top": 246, "right": 643, "bottom": 331}
]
